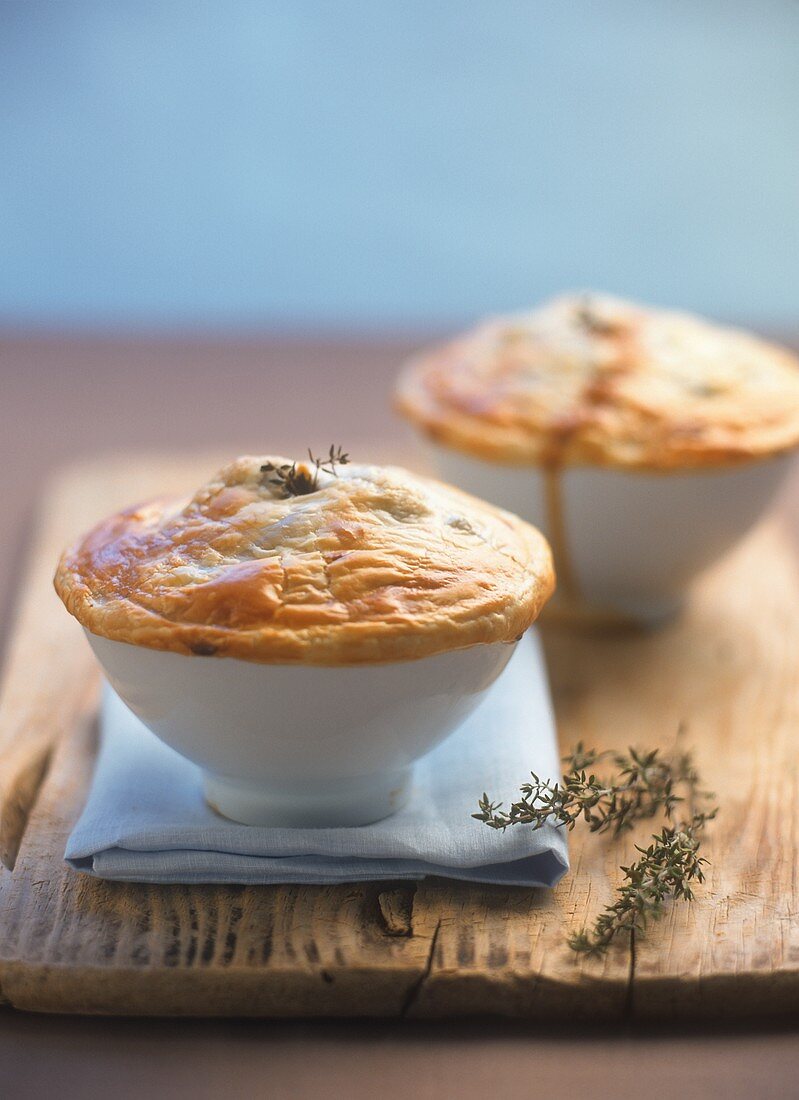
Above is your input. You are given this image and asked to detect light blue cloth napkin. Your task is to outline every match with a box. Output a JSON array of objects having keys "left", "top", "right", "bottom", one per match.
[{"left": 65, "top": 631, "right": 569, "bottom": 887}]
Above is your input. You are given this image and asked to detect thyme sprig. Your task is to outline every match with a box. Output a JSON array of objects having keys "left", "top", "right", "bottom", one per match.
[
  {"left": 260, "top": 445, "right": 350, "bottom": 498},
  {"left": 474, "top": 740, "right": 717, "bottom": 956},
  {"left": 574, "top": 295, "right": 622, "bottom": 336},
  {"left": 568, "top": 811, "right": 715, "bottom": 956},
  {"left": 475, "top": 744, "right": 697, "bottom": 837}
]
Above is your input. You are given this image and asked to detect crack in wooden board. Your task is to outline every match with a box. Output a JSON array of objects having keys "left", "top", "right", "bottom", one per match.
[{"left": 0, "top": 454, "right": 798, "bottom": 1017}]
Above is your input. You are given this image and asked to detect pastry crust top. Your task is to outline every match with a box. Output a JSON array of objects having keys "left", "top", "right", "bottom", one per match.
[
  {"left": 395, "top": 293, "right": 799, "bottom": 470},
  {"left": 55, "top": 456, "right": 554, "bottom": 665}
]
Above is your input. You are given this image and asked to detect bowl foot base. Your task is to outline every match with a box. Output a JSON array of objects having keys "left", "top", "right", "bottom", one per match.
[{"left": 203, "top": 767, "right": 413, "bottom": 828}]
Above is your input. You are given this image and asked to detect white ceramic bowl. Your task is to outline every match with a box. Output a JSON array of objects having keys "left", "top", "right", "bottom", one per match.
[
  {"left": 86, "top": 630, "right": 516, "bottom": 827},
  {"left": 427, "top": 444, "right": 795, "bottom": 626}
]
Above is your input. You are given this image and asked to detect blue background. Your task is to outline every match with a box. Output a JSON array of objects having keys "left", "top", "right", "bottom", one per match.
[{"left": 1, "top": 1, "right": 797, "bottom": 332}]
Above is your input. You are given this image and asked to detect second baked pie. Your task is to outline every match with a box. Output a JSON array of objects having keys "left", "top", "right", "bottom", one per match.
[{"left": 396, "top": 293, "right": 799, "bottom": 624}]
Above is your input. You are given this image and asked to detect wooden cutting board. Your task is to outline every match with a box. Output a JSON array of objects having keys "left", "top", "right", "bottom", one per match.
[{"left": 1, "top": 454, "right": 798, "bottom": 1018}]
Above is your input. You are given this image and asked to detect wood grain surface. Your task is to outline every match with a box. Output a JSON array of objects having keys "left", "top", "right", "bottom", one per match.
[{"left": 1, "top": 453, "right": 798, "bottom": 1018}]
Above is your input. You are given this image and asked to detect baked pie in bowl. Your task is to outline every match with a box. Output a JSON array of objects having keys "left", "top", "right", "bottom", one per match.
[
  {"left": 55, "top": 454, "right": 554, "bottom": 826},
  {"left": 396, "top": 293, "right": 799, "bottom": 625}
]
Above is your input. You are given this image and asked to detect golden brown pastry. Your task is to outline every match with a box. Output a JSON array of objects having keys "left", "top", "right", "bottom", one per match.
[
  {"left": 54, "top": 455, "right": 554, "bottom": 665},
  {"left": 395, "top": 292, "right": 799, "bottom": 470}
]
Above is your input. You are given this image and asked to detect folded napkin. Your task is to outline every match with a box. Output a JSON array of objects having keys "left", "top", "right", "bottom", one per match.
[{"left": 65, "top": 630, "right": 569, "bottom": 887}]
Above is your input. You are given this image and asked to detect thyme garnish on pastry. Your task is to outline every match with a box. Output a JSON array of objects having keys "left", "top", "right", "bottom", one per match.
[
  {"left": 573, "top": 294, "right": 622, "bottom": 336},
  {"left": 260, "top": 445, "right": 350, "bottom": 497},
  {"left": 474, "top": 739, "right": 717, "bottom": 955}
]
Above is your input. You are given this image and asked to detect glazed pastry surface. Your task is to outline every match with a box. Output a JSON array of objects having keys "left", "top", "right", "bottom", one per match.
[
  {"left": 395, "top": 293, "right": 799, "bottom": 470},
  {"left": 55, "top": 457, "right": 554, "bottom": 664}
]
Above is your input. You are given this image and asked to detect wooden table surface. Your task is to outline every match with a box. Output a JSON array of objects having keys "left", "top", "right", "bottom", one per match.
[{"left": 3, "top": 331, "right": 799, "bottom": 1100}]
